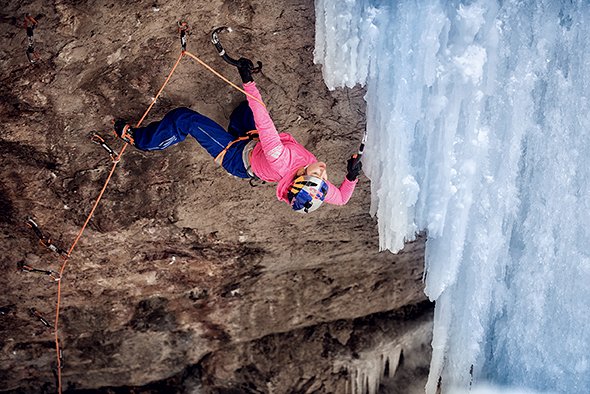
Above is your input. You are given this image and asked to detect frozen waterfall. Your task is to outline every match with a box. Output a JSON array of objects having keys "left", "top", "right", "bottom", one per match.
[{"left": 314, "top": 0, "right": 590, "bottom": 393}]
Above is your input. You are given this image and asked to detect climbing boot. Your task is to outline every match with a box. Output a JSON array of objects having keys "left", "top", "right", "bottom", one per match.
[{"left": 113, "top": 120, "right": 135, "bottom": 145}]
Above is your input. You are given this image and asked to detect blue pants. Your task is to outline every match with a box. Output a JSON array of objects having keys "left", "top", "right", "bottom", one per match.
[{"left": 133, "top": 102, "right": 256, "bottom": 178}]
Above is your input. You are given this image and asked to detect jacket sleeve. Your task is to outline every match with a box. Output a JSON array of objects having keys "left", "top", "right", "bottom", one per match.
[
  {"left": 243, "top": 82, "right": 285, "bottom": 163},
  {"left": 324, "top": 178, "right": 358, "bottom": 205}
]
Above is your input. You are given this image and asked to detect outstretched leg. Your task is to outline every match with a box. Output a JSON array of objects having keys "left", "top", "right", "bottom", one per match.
[
  {"left": 132, "top": 108, "right": 191, "bottom": 151},
  {"left": 134, "top": 107, "right": 233, "bottom": 159},
  {"left": 133, "top": 107, "right": 250, "bottom": 178}
]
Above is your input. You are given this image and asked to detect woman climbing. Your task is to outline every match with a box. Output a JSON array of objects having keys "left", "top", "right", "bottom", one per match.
[{"left": 114, "top": 58, "right": 362, "bottom": 213}]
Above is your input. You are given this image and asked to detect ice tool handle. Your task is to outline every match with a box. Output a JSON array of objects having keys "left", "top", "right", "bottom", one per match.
[
  {"left": 357, "top": 129, "right": 367, "bottom": 157},
  {"left": 211, "top": 27, "right": 262, "bottom": 73},
  {"left": 351, "top": 129, "right": 368, "bottom": 165},
  {"left": 26, "top": 217, "right": 68, "bottom": 257}
]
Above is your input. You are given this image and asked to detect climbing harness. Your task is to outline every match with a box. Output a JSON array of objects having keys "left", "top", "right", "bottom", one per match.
[
  {"left": 241, "top": 138, "right": 266, "bottom": 187},
  {"left": 24, "top": 14, "right": 39, "bottom": 64},
  {"left": 29, "top": 307, "right": 51, "bottom": 328},
  {"left": 26, "top": 217, "right": 68, "bottom": 257},
  {"left": 18, "top": 261, "right": 61, "bottom": 281},
  {"left": 211, "top": 27, "right": 262, "bottom": 73},
  {"left": 90, "top": 132, "right": 119, "bottom": 162},
  {"left": 213, "top": 130, "right": 258, "bottom": 166},
  {"left": 178, "top": 21, "right": 189, "bottom": 51}
]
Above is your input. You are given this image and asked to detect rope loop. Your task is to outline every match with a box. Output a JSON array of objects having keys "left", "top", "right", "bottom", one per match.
[{"left": 54, "top": 47, "right": 254, "bottom": 393}]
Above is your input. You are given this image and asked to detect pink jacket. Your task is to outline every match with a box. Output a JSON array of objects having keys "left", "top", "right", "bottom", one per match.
[{"left": 244, "top": 82, "right": 357, "bottom": 206}]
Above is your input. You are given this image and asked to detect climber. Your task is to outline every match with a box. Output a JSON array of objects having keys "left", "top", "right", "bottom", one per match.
[{"left": 113, "top": 58, "right": 362, "bottom": 213}]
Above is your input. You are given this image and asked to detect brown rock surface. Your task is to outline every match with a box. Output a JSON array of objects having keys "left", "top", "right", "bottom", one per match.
[{"left": 0, "top": 0, "right": 431, "bottom": 392}]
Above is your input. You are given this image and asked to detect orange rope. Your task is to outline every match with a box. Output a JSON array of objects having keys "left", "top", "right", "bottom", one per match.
[
  {"left": 136, "top": 51, "right": 185, "bottom": 127},
  {"left": 183, "top": 50, "right": 266, "bottom": 108},
  {"left": 53, "top": 51, "right": 184, "bottom": 394},
  {"left": 53, "top": 47, "right": 264, "bottom": 393}
]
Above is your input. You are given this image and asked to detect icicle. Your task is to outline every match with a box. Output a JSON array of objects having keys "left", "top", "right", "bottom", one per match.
[{"left": 336, "top": 343, "right": 402, "bottom": 394}]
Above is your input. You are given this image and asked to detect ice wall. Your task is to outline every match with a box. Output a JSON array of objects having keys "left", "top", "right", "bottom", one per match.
[{"left": 315, "top": 0, "right": 590, "bottom": 393}]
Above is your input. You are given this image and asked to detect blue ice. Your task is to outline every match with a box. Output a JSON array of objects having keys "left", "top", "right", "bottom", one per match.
[{"left": 314, "top": 1, "right": 590, "bottom": 393}]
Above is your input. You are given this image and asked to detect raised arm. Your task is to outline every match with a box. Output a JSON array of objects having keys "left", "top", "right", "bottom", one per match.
[
  {"left": 243, "top": 81, "right": 284, "bottom": 162},
  {"left": 324, "top": 178, "right": 357, "bottom": 205},
  {"left": 234, "top": 57, "right": 285, "bottom": 163},
  {"left": 324, "top": 155, "right": 363, "bottom": 205}
]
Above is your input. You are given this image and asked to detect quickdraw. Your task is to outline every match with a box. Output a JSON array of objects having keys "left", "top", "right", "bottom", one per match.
[
  {"left": 24, "top": 14, "right": 39, "bottom": 64},
  {"left": 29, "top": 307, "right": 51, "bottom": 328},
  {"left": 17, "top": 261, "right": 61, "bottom": 281},
  {"left": 90, "top": 132, "right": 119, "bottom": 162},
  {"left": 26, "top": 217, "right": 68, "bottom": 257},
  {"left": 211, "top": 27, "right": 262, "bottom": 72},
  {"left": 178, "top": 21, "right": 189, "bottom": 51}
]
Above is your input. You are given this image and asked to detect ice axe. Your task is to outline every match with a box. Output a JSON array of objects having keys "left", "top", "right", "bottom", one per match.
[
  {"left": 210, "top": 27, "right": 262, "bottom": 73},
  {"left": 351, "top": 129, "right": 368, "bottom": 165}
]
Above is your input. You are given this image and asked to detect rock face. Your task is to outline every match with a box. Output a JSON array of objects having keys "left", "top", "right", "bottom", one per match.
[{"left": 0, "top": 0, "right": 431, "bottom": 392}]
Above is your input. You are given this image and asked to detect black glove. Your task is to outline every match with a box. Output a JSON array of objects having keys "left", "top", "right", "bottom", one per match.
[
  {"left": 346, "top": 155, "right": 363, "bottom": 181},
  {"left": 236, "top": 57, "right": 254, "bottom": 83}
]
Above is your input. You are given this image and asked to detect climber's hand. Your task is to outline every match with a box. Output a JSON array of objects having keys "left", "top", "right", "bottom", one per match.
[
  {"left": 346, "top": 155, "right": 362, "bottom": 181},
  {"left": 237, "top": 57, "right": 254, "bottom": 83}
]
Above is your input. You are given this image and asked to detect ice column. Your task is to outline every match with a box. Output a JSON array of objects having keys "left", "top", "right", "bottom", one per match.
[{"left": 316, "top": 0, "right": 590, "bottom": 393}]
